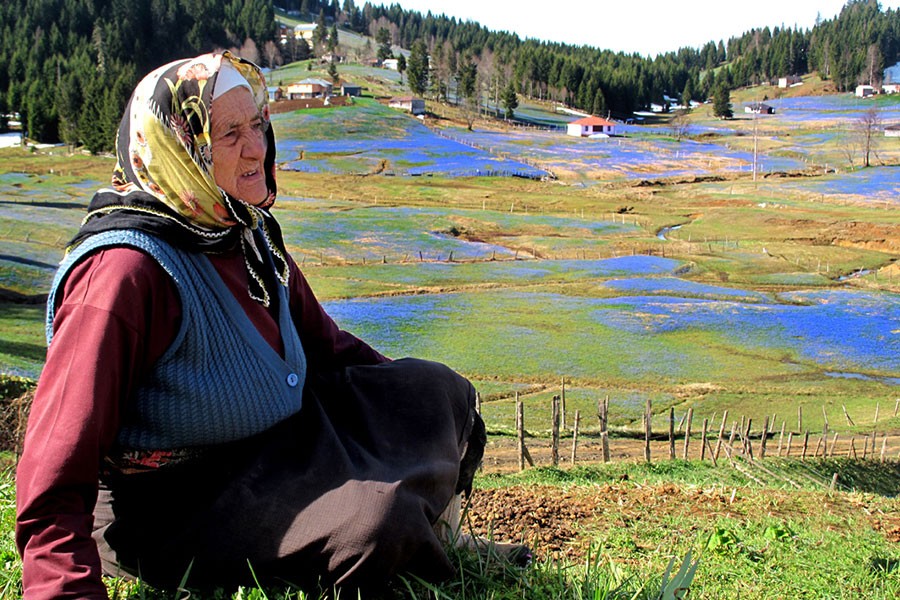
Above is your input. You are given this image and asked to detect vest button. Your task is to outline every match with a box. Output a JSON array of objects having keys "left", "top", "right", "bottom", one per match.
[{"left": 286, "top": 373, "right": 299, "bottom": 387}]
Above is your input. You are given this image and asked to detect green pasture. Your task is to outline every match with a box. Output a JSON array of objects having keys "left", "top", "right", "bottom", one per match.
[
  {"left": 1, "top": 94, "right": 898, "bottom": 431},
  {"left": 3, "top": 459, "right": 900, "bottom": 599}
]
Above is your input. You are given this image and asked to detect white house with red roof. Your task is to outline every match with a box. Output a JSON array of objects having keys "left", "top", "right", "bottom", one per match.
[{"left": 567, "top": 116, "right": 616, "bottom": 137}]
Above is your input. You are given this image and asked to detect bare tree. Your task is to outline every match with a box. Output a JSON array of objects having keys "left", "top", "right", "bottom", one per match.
[
  {"left": 235, "top": 38, "right": 260, "bottom": 65},
  {"left": 858, "top": 106, "right": 882, "bottom": 168},
  {"left": 670, "top": 109, "right": 691, "bottom": 141},
  {"left": 866, "top": 44, "right": 883, "bottom": 88},
  {"left": 264, "top": 40, "right": 282, "bottom": 69}
]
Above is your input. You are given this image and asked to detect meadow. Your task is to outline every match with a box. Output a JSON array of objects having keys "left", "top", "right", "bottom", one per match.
[{"left": 1, "top": 63, "right": 899, "bottom": 598}]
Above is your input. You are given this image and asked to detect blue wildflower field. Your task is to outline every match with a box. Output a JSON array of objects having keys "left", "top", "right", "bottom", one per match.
[{"left": 323, "top": 285, "right": 900, "bottom": 384}]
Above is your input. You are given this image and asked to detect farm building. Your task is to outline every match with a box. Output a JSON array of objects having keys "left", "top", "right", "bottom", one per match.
[
  {"left": 856, "top": 84, "right": 876, "bottom": 98},
  {"left": 566, "top": 116, "right": 616, "bottom": 137},
  {"left": 745, "top": 102, "right": 775, "bottom": 114},
  {"left": 286, "top": 78, "right": 333, "bottom": 99},
  {"left": 382, "top": 58, "right": 399, "bottom": 71},
  {"left": 882, "top": 84, "right": 899, "bottom": 94},
  {"left": 886, "top": 124, "right": 900, "bottom": 137},
  {"left": 778, "top": 75, "right": 802, "bottom": 88},
  {"left": 389, "top": 97, "right": 425, "bottom": 115},
  {"left": 341, "top": 83, "right": 362, "bottom": 97}
]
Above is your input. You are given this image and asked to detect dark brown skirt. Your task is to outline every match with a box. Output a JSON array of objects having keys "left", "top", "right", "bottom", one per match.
[{"left": 93, "top": 358, "right": 483, "bottom": 593}]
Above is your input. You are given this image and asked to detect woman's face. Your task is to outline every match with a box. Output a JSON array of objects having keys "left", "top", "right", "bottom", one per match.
[{"left": 210, "top": 87, "right": 269, "bottom": 206}]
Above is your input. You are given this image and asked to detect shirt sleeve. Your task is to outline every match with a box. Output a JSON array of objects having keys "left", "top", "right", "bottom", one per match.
[
  {"left": 16, "top": 248, "right": 180, "bottom": 600},
  {"left": 287, "top": 255, "right": 390, "bottom": 368}
]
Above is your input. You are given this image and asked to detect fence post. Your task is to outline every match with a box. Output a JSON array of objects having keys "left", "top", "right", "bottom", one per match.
[
  {"left": 744, "top": 418, "right": 754, "bottom": 461},
  {"left": 571, "top": 410, "right": 580, "bottom": 465},
  {"left": 760, "top": 416, "right": 769, "bottom": 459},
  {"left": 551, "top": 395, "right": 560, "bottom": 467},
  {"left": 777, "top": 421, "right": 786, "bottom": 456},
  {"left": 600, "top": 395, "right": 610, "bottom": 463},
  {"left": 700, "top": 418, "right": 709, "bottom": 461},
  {"left": 842, "top": 404, "right": 855, "bottom": 426},
  {"left": 714, "top": 410, "right": 728, "bottom": 461},
  {"left": 669, "top": 407, "right": 676, "bottom": 460},
  {"left": 561, "top": 378, "right": 567, "bottom": 431},
  {"left": 801, "top": 431, "right": 810, "bottom": 461},
  {"left": 880, "top": 433, "right": 888, "bottom": 463},
  {"left": 517, "top": 398, "right": 525, "bottom": 471},
  {"left": 682, "top": 408, "right": 693, "bottom": 460},
  {"left": 644, "top": 398, "right": 652, "bottom": 463},
  {"left": 786, "top": 432, "right": 794, "bottom": 456},
  {"left": 798, "top": 405, "right": 803, "bottom": 433},
  {"left": 829, "top": 432, "right": 839, "bottom": 457}
]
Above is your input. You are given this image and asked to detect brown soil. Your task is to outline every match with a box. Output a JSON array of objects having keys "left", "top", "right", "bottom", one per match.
[{"left": 467, "top": 435, "right": 900, "bottom": 562}]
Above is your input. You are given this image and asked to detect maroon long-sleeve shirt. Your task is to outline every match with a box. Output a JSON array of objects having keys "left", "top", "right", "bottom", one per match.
[{"left": 16, "top": 245, "right": 387, "bottom": 599}]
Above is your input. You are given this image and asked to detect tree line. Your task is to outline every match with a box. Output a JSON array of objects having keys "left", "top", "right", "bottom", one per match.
[
  {"left": 1, "top": 0, "right": 276, "bottom": 153},
  {"left": 2, "top": 0, "right": 898, "bottom": 152}
]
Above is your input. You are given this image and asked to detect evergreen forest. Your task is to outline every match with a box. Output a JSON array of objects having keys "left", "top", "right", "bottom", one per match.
[{"left": 2, "top": 0, "right": 898, "bottom": 153}]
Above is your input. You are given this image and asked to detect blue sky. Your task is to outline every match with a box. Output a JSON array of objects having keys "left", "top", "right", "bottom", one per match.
[{"left": 371, "top": 1, "right": 900, "bottom": 57}]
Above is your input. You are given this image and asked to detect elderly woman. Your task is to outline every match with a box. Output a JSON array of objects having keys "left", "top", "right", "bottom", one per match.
[{"left": 15, "top": 52, "right": 517, "bottom": 599}]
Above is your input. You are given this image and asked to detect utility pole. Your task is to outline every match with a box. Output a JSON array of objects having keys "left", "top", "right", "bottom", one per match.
[{"left": 752, "top": 98, "right": 759, "bottom": 182}]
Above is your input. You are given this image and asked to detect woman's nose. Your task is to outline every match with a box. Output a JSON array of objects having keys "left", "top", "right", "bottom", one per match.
[{"left": 242, "top": 128, "right": 267, "bottom": 158}]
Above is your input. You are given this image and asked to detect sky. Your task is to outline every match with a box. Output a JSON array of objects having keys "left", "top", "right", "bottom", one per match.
[{"left": 370, "top": 0, "right": 900, "bottom": 57}]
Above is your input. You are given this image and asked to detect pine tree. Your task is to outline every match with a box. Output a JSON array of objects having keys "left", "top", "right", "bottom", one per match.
[
  {"left": 712, "top": 82, "right": 733, "bottom": 119},
  {"left": 501, "top": 82, "right": 518, "bottom": 119},
  {"left": 407, "top": 39, "right": 429, "bottom": 97},
  {"left": 397, "top": 53, "right": 407, "bottom": 84},
  {"left": 376, "top": 27, "right": 392, "bottom": 61}
]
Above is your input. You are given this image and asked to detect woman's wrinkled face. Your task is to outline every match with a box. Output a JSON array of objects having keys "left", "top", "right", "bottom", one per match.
[{"left": 210, "top": 87, "right": 269, "bottom": 206}]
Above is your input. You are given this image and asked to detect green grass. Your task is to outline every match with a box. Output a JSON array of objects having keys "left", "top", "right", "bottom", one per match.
[
  {"left": 3, "top": 461, "right": 899, "bottom": 599},
  {"left": 0, "top": 305, "right": 46, "bottom": 378}
]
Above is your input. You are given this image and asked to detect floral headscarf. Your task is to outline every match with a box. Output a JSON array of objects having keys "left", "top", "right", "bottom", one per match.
[{"left": 72, "top": 51, "right": 289, "bottom": 306}]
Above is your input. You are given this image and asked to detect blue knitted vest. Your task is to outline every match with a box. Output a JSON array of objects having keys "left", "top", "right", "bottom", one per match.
[{"left": 46, "top": 229, "right": 307, "bottom": 450}]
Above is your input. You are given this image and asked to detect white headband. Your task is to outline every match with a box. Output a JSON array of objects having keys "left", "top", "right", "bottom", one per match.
[{"left": 213, "top": 61, "right": 252, "bottom": 100}]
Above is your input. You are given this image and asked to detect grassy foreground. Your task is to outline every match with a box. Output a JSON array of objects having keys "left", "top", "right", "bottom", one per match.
[{"left": 2, "top": 454, "right": 899, "bottom": 599}]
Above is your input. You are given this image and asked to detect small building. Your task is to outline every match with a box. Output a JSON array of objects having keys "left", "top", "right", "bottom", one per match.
[
  {"left": 286, "top": 78, "right": 333, "bottom": 99},
  {"left": 382, "top": 58, "right": 399, "bottom": 71},
  {"left": 267, "top": 86, "right": 284, "bottom": 102},
  {"left": 293, "top": 24, "right": 317, "bottom": 43},
  {"left": 745, "top": 102, "right": 775, "bottom": 114},
  {"left": 341, "top": 83, "right": 362, "bottom": 97},
  {"left": 389, "top": 96, "right": 425, "bottom": 115},
  {"left": 885, "top": 124, "right": 900, "bottom": 137},
  {"left": 566, "top": 116, "right": 616, "bottom": 137},
  {"left": 778, "top": 75, "right": 802, "bottom": 88},
  {"left": 856, "top": 84, "right": 876, "bottom": 98},
  {"left": 321, "top": 52, "right": 345, "bottom": 64},
  {"left": 882, "top": 83, "right": 900, "bottom": 94}
]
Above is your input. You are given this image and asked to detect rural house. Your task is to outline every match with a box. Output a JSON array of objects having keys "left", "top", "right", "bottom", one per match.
[
  {"left": 293, "top": 23, "right": 316, "bottom": 47},
  {"left": 778, "top": 75, "right": 802, "bottom": 88},
  {"left": 856, "top": 84, "right": 876, "bottom": 98},
  {"left": 886, "top": 124, "right": 900, "bottom": 137},
  {"left": 382, "top": 58, "right": 399, "bottom": 70},
  {"left": 745, "top": 102, "right": 775, "bottom": 114},
  {"left": 389, "top": 97, "right": 425, "bottom": 115},
  {"left": 566, "top": 116, "right": 616, "bottom": 137},
  {"left": 882, "top": 83, "right": 899, "bottom": 94},
  {"left": 286, "top": 78, "right": 333, "bottom": 99}
]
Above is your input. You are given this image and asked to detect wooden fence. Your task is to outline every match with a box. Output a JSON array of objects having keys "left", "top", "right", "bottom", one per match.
[{"left": 490, "top": 392, "right": 900, "bottom": 470}]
